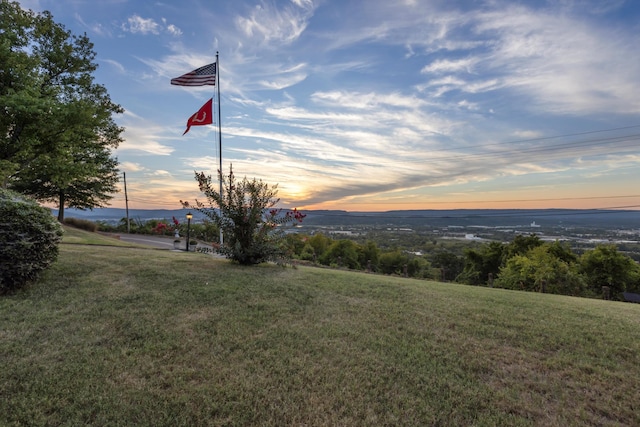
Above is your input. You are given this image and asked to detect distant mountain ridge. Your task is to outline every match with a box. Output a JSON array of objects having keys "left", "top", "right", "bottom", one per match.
[
  {"left": 54, "top": 207, "right": 640, "bottom": 229},
  {"left": 56, "top": 208, "right": 200, "bottom": 222}
]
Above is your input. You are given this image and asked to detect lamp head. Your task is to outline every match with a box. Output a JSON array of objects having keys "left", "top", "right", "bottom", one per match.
[{"left": 186, "top": 212, "right": 193, "bottom": 220}]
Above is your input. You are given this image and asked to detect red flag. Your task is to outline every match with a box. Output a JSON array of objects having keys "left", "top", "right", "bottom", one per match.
[
  {"left": 183, "top": 98, "right": 213, "bottom": 135},
  {"left": 171, "top": 63, "right": 216, "bottom": 86}
]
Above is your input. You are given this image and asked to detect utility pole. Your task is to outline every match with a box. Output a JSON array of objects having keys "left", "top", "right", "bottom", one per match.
[{"left": 123, "top": 171, "right": 130, "bottom": 233}]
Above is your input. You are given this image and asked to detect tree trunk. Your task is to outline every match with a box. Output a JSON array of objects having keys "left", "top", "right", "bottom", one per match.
[{"left": 57, "top": 192, "right": 65, "bottom": 222}]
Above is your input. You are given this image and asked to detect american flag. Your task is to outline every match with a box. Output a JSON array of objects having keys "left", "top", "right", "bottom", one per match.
[{"left": 171, "top": 63, "right": 216, "bottom": 86}]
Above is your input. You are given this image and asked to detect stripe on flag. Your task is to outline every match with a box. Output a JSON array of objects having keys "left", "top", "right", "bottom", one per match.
[{"left": 171, "top": 63, "right": 216, "bottom": 86}]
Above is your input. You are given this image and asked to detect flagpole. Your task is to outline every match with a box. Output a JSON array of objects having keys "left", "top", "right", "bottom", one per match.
[{"left": 216, "top": 51, "right": 224, "bottom": 245}]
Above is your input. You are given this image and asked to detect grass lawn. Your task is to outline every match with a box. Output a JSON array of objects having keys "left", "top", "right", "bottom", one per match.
[
  {"left": 1, "top": 230, "right": 639, "bottom": 426},
  {"left": 60, "top": 226, "right": 147, "bottom": 247}
]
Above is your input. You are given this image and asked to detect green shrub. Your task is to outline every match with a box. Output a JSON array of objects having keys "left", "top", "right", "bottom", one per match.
[
  {"left": 189, "top": 220, "right": 219, "bottom": 243},
  {"left": 378, "top": 250, "right": 407, "bottom": 275},
  {"left": 182, "top": 166, "right": 305, "bottom": 265},
  {"left": 95, "top": 220, "right": 118, "bottom": 232},
  {"left": 579, "top": 244, "right": 640, "bottom": 300},
  {"left": 320, "top": 239, "right": 360, "bottom": 269},
  {"left": 0, "top": 189, "right": 64, "bottom": 294},
  {"left": 64, "top": 217, "right": 99, "bottom": 232}
]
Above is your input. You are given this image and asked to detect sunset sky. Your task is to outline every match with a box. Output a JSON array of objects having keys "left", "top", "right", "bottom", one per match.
[{"left": 21, "top": 0, "right": 640, "bottom": 211}]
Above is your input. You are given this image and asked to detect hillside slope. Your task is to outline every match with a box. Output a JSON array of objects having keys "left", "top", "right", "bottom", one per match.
[{"left": 1, "top": 243, "right": 639, "bottom": 426}]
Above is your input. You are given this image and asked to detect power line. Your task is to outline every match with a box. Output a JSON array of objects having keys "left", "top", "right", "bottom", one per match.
[
  {"left": 117, "top": 121, "right": 640, "bottom": 213},
  {"left": 461, "top": 124, "right": 640, "bottom": 149},
  {"left": 356, "top": 194, "right": 640, "bottom": 205},
  {"left": 219, "top": 100, "right": 640, "bottom": 160},
  {"left": 402, "top": 132, "right": 640, "bottom": 165}
]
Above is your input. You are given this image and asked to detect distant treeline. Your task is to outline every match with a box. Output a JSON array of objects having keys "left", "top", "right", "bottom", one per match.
[{"left": 282, "top": 233, "right": 639, "bottom": 301}]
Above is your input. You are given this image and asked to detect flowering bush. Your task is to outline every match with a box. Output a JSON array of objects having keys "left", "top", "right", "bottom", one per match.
[
  {"left": 181, "top": 165, "right": 305, "bottom": 265},
  {"left": 152, "top": 216, "right": 181, "bottom": 236}
]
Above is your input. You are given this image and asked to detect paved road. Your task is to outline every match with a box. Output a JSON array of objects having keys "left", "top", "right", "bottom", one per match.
[
  {"left": 112, "top": 234, "right": 216, "bottom": 253},
  {"left": 109, "top": 234, "right": 176, "bottom": 249}
]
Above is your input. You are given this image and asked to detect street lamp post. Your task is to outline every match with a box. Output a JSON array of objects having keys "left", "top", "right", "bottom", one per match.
[{"left": 185, "top": 212, "right": 193, "bottom": 251}]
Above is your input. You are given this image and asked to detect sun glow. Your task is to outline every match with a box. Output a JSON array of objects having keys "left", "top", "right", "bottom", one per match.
[{"left": 280, "top": 183, "right": 311, "bottom": 203}]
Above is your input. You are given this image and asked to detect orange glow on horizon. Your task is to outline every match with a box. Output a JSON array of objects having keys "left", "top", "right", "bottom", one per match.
[
  {"left": 297, "top": 199, "right": 640, "bottom": 212},
  {"left": 57, "top": 185, "right": 640, "bottom": 213}
]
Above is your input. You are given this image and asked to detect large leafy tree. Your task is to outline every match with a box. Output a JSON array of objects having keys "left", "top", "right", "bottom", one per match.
[
  {"left": 0, "top": 1, "right": 123, "bottom": 220},
  {"left": 457, "top": 235, "right": 546, "bottom": 286},
  {"left": 320, "top": 239, "right": 361, "bottom": 269},
  {"left": 501, "top": 234, "right": 544, "bottom": 262},
  {"left": 495, "top": 244, "right": 585, "bottom": 296},
  {"left": 358, "top": 240, "right": 380, "bottom": 272},
  {"left": 579, "top": 245, "right": 640, "bottom": 299},
  {"left": 457, "top": 241, "right": 505, "bottom": 286},
  {"left": 431, "top": 251, "right": 464, "bottom": 282}
]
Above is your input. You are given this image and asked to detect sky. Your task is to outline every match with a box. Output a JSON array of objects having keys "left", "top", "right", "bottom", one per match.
[{"left": 19, "top": 0, "right": 640, "bottom": 212}]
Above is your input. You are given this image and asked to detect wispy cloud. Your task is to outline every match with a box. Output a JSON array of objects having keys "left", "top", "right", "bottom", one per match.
[
  {"left": 163, "top": 18, "right": 183, "bottom": 36},
  {"left": 453, "top": 4, "right": 640, "bottom": 114},
  {"left": 234, "top": 0, "right": 316, "bottom": 46},
  {"left": 421, "top": 57, "right": 478, "bottom": 74},
  {"left": 116, "top": 112, "right": 175, "bottom": 156},
  {"left": 61, "top": 0, "right": 637, "bottom": 210},
  {"left": 119, "top": 161, "right": 146, "bottom": 172},
  {"left": 102, "top": 59, "right": 125, "bottom": 74}
]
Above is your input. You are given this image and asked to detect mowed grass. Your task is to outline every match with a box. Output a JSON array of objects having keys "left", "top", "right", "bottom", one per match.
[
  {"left": 60, "top": 226, "right": 146, "bottom": 247},
  {"left": 1, "top": 233, "right": 639, "bottom": 426}
]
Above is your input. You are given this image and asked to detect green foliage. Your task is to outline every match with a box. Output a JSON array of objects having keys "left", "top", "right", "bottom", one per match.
[
  {"left": 127, "top": 217, "right": 154, "bottom": 234},
  {"left": 406, "top": 256, "right": 434, "bottom": 279},
  {"left": 306, "top": 233, "right": 331, "bottom": 260},
  {"left": 282, "top": 233, "right": 307, "bottom": 259},
  {"left": 579, "top": 244, "right": 640, "bottom": 299},
  {"left": 458, "top": 236, "right": 640, "bottom": 300},
  {"left": 378, "top": 250, "right": 407, "bottom": 275},
  {"left": 431, "top": 251, "right": 465, "bottom": 281},
  {"left": 458, "top": 235, "right": 552, "bottom": 287},
  {"left": 627, "top": 274, "right": 640, "bottom": 294},
  {"left": 189, "top": 219, "right": 220, "bottom": 243},
  {"left": 1, "top": 1, "right": 123, "bottom": 221},
  {"left": 182, "top": 166, "right": 305, "bottom": 265},
  {"left": 357, "top": 240, "right": 380, "bottom": 271},
  {"left": 495, "top": 245, "right": 585, "bottom": 296},
  {"left": 376, "top": 250, "right": 433, "bottom": 278},
  {"left": 546, "top": 240, "right": 578, "bottom": 264},
  {"left": 0, "top": 188, "right": 63, "bottom": 293},
  {"left": 299, "top": 243, "right": 316, "bottom": 261},
  {"left": 63, "top": 217, "right": 98, "bottom": 232},
  {"left": 458, "top": 241, "right": 505, "bottom": 286},
  {"left": 502, "top": 234, "right": 544, "bottom": 261},
  {"left": 320, "top": 239, "right": 361, "bottom": 269},
  {"left": 94, "top": 220, "right": 117, "bottom": 232}
]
